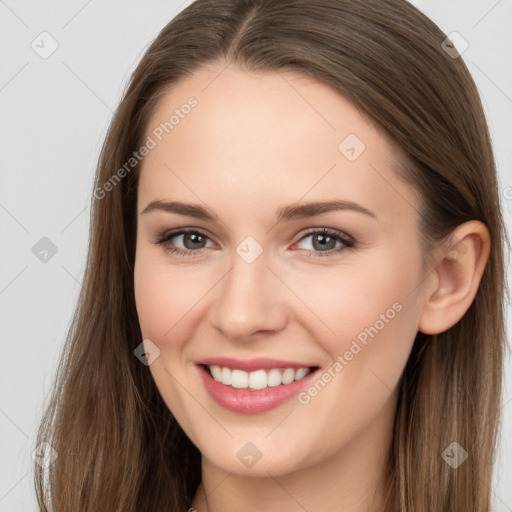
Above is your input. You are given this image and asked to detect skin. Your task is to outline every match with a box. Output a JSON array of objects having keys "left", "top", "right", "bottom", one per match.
[{"left": 133, "top": 61, "right": 490, "bottom": 511}]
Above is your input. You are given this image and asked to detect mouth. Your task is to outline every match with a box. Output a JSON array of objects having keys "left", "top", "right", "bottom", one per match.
[
  {"left": 195, "top": 359, "right": 321, "bottom": 414},
  {"left": 199, "top": 364, "right": 319, "bottom": 391}
]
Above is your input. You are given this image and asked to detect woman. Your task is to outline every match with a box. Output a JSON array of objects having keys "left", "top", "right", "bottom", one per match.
[{"left": 34, "top": 0, "right": 508, "bottom": 510}]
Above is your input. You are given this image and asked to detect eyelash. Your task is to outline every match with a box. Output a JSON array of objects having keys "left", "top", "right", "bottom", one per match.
[{"left": 154, "top": 227, "right": 356, "bottom": 259}]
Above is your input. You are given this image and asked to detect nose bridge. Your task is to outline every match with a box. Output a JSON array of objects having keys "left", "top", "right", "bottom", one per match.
[{"left": 210, "top": 238, "right": 288, "bottom": 339}]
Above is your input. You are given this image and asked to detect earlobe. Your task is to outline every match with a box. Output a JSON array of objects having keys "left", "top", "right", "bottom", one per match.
[{"left": 418, "top": 220, "right": 491, "bottom": 335}]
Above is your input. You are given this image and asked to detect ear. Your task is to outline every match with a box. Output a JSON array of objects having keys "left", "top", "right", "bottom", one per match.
[{"left": 418, "top": 220, "right": 491, "bottom": 335}]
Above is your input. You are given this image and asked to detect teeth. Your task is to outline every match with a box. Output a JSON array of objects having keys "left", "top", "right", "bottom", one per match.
[
  {"left": 207, "top": 365, "right": 313, "bottom": 390},
  {"left": 281, "top": 368, "right": 295, "bottom": 384},
  {"left": 221, "top": 366, "right": 231, "bottom": 385},
  {"left": 231, "top": 369, "right": 248, "bottom": 389},
  {"left": 248, "top": 369, "right": 267, "bottom": 390},
  {"left": 267, "top": 368, "right": 282, "bottom": 387}
]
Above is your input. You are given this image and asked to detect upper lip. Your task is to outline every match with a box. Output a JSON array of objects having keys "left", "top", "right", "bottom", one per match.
[{"left": 195, "top": 357, "right": 318, "bottom": 372}]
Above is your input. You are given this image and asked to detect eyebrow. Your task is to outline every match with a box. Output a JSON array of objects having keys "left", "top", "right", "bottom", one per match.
[{"left": 141, "top": 199, "right": 377, "bottom": 222}]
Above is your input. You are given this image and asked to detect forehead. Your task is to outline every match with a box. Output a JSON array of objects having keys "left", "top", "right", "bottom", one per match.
[{"left": 138, "top": 63, "right": 419, "bottom": 225}]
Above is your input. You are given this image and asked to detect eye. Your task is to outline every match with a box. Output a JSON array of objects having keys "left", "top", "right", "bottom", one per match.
[
  {"left": 154, "top": 227, "right": 355, "bottom": 258},
  {"left": 293, "top": 228, "right": 355, "bottom": 257},
  {"left": 154, "top": 228, "right": 214, "bottom": 257}
]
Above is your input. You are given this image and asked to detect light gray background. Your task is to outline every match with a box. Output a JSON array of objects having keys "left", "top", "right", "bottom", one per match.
[{"left": 1, "top": 1, "right": 511, "bottom": 510}]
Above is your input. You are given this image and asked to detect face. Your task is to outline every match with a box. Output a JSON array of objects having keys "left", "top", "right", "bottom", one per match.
[{"left": 134, "top": 62, "right": 428, "bottom": 477}]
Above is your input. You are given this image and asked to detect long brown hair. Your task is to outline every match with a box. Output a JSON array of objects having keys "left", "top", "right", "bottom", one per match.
[{"left": 34, "top": 0, "right": 508, "bottom": 510}]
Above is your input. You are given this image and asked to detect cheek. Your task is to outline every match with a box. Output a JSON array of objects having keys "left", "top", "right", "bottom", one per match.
[
  {"left": 134, "top": 261, "right": 168, "bottom": 340},
  {"left": 303, "top": 256, "right": 421, "bottom": 387},
  {"left": 134, "top": 252, "right": 221, "bottom": 366},
  {"left": 134, "top": 261, "right": 192, "bottom": 345},
  {"left": 133, "top": 255, "right": 201, "bottom": 424},
  {"left": 135, "top": 245, "right": 421, "bottom": 353}
]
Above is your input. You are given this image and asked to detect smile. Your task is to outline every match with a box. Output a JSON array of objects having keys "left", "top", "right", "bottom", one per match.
[
  {"left": 196, "top": 359, "right": 321, "bottom": 414},
  {"left": 207, "top": 365, "right": 312, "bottom": 390}
]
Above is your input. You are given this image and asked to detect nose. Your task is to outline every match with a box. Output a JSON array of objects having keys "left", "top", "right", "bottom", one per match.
[{"left": 208, "top": 247, "right": 289, "bottom": 342}]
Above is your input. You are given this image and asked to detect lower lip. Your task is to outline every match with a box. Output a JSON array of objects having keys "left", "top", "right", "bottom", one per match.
[{"left": 197, "top": 365, "right": 319, "bottom": 414}]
